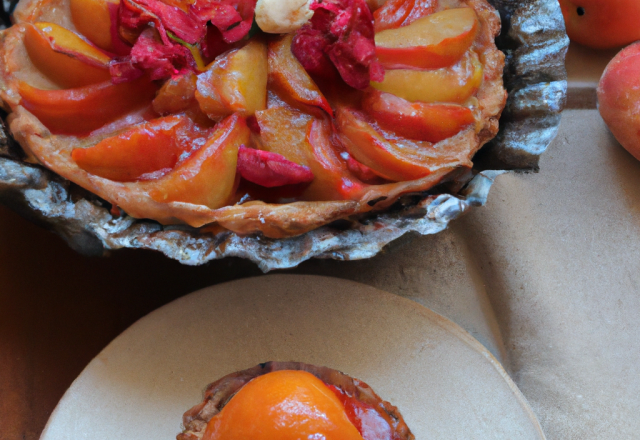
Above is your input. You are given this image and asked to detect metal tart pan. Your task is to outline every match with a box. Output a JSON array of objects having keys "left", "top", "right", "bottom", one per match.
[{"left": 0, "top": 0, "right": 568, "bottom": 271}]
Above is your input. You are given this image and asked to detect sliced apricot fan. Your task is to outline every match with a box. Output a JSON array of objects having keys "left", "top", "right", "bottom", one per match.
[
  {"left": 202, "top": 370, "right": 365, "bottom": 440},
  {"left": 149, "top": 113, "right": 250, "bottom": 209},
  {"left": 153, "top": 72, "right": 198, "bottom": 115},
  {"left": 303, "top": 119, "right": 366, "bottom": 201},
  {"left": 337, "top": 107, "right": 436, "bottom": 181},
  {"left": 255, "top": 107, "right": 313, "bottom": 166},
  {"left": 69, "top": 0, "right": 120, "bottom": 52},
  {"left": 23, "top": 22, "right": 112, "bottom": 88},
  {"left": 18, "top": 78, "right": 158, "bottom": 135},
  {"left": 255, "top": 107, "right": 364, "bottom": 201},
  {"left": 196, "top": 39, "right": 268, "bottom": 120},
  {"left": 375, "top": 7, "right": 479, "bottom": 70},
  {"left": 371, "top": 50, "right": 483, "bottom": 103},
  {"left": 268, "top": 34, "right": 333, "bottom": 116},
  {"left": 363, "top": 89, "right": 475, "bottom": 142},
  {"left": 72, "top": 115, "right": 206, "bottom": 182}
]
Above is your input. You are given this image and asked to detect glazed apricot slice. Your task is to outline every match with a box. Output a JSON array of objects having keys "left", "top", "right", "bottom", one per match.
[
  {"left": 373, "top": 0, "right": 416, "bottom": 32},
  {"left": 72, "top": 115, "right": 207, "bottom": 181},
  {"left": 23, "top": 23, "right": 112, "bottom": 88},
  {"left": 202, "top": 370, "right": 365, "bottom": 440},
  {"left": 363, "top": 89, "right": 475, "bottom": 142},
  {"left": 69, "top": 0, "right": 121, "bottom": 52},
  {"left": 371, "top": 50, "right": 483, "bottom": 103},
  {"left": 256, "top": 107, "right": 365, "bottom": 200},
  {"left": 336, "top": 107, "right": 435, "bottom": 181},
  {"left": 149, "top": 113, "right": 249, "bottom": 209},
  {"left": 17, "top": 77, "right": 157, "bottom": 135},
  {"left": 268, "top": 34, "right": 332, "bottom": 116},
  {"left": 375, "top": 7, "right": 479, "bottom": 70},
  {"left": 196, "top": 39, "right": 268, "bottom": 120}
]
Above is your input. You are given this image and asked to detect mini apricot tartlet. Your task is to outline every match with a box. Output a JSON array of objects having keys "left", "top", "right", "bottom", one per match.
[{"left": 178, "top": 362, "right": 414, "bottom": 440}]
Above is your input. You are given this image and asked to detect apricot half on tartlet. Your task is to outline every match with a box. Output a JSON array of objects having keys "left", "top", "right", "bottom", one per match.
[
  {"left": 177, "top": 362, "right": 414, "bottom": 440},
  {"left": 0, "top": 0, "right": 506, "bottom": 239}
]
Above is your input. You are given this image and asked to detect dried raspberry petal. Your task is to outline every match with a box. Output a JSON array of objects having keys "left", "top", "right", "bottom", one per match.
[
  {"left": 129, "top": 28, "right": 196, "bottom": 80},
  {"left": 108, "top": 2, "right": 133, "bottom": 55},
  {"left": 292, "top": 0, "right": 383, "bottom": 90},
  {"left": 291, "top": 27, "right": 336, "bottom": 79},
  {"left": 121, "top": 0, "right": 205, "bottom": 45},
  {"left": 201, "top": 25, "right": 234, "bottom": 60},
  {"left": 237, "top": 145, "right": 314, "bottom": 187},
  {"left": 219, "top": 0, "right": 256, "bottom": 43},
  {"left": 114, "top": 0, "right": 256, "bottom": 81},
  {"left": 109, "top": 58, "right": 144, "bottom": 83},
  {"left": 191, "top": 0, "right": 255, "bottom": 43}
]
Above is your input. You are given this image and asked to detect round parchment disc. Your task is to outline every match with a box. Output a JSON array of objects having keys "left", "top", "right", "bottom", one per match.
[{"left": 40, "top": 275, "right": 545, "bottom": 440}]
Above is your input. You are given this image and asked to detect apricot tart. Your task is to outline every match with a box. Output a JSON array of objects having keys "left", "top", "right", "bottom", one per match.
[
  {"left": 0, "top": 0, "right": 506, "bottom": 239},
  {"left": 178, "top": 362, "right": 414, "bottom": 440}
]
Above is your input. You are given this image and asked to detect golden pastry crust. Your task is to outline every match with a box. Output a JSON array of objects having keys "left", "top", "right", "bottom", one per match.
[{"left": 0, "top": 0, "right": 505, "bottom": 238}]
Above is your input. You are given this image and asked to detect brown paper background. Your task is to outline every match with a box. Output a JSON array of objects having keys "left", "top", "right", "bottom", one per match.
[{"left": 2, "top": 41, "right": 640, "bottom": 440}]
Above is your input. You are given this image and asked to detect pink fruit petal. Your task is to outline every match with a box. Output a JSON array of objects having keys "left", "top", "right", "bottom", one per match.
[
  {"left": 237, "top": 145, "right": 314, "bottom": 187},
  {"left": 292, "top": 0, "right": 383, "bottom": 89}
]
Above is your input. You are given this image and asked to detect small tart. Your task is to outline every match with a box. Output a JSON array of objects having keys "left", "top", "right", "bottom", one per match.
[
  {"left": 0, "top": 0, "right": 506, "bottom": 239},
  {"left": 177, "top": 361, "right": 414, "bottom": 440}
]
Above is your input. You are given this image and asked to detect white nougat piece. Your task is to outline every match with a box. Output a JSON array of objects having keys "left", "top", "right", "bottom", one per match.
[{"left": 255, "top": 0, "right": 314, "bottom": 33}]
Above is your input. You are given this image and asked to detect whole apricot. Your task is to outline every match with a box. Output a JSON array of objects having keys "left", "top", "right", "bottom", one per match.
[
  {"left": 559, "top": 0, "right": 640, "bottom": 49},
  {"left": 597, "top": 41, "right": 640, "bottom": 161}
]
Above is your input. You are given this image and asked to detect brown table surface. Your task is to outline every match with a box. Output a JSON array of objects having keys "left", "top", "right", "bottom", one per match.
[{"left": 4, "top": 42, "right": 640, "bottom": 440}]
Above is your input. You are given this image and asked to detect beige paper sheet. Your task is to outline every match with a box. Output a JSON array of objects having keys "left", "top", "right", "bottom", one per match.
[{"left": 291, "top": 109, "right": 640, "bottom": 439}]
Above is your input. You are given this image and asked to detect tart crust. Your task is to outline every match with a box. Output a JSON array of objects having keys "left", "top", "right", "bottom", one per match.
[
  {"left": 177, "top": 361, "right": 415, "bottom": 440},
  {"left": 0, "top": 0, "right": 506, "bottom": 238}
]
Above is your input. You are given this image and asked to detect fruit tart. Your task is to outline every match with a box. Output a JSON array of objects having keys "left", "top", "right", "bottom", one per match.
[
  {"left": 178, "top": 361, "right": 414, "bottom": 440},
  {"left": 0, "top": 0, "right": 506, "bottom": 239}
]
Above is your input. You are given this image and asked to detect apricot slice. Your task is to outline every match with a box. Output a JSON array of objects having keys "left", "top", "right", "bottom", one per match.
[
  {"left": 18, "top": 77, "right": 157, "bottom": 135},
  {"left": 403, "top": 0, "right": 439, "bottom": 26},
  {"left": 304, "top": 119, "right": 367, "bottom": 201},
  {"left": 363, "top": 89, "right": 475, "bottom": 142},
  {"left": 70, "top": 0, "right": 121, "bottom": 52},
  {"left": 72, "top": 115, "right": 207, "bottom": 181},
  {"left": 375, "top": 7, "right": 478, "bottom": 70},
  {"left": 202, "top": 370, "right": 365, "bottom": 440},
  {"left": 196, "top": 39, "right": 268, "bottom": 121},
  {"left": 255, "top": 106, "right": 312, "bottom": 166},
  {"left": 268, "top": 34, "right": 332, "bottom": 116},
  {"left": 23, "top": 23, "right": 112, "bottom": 88},
  {"left": 337, "top": 107, "right": 436, "bottom": 181},
  {"left": 152, "top": 72, "right": 198, "bottom": 115},
  {"left": 256, "top": 107, "right": 365, "bottom": 200},
  {"left": 371, "top": 50, "right": 483, "bottom": 103},
  {"left": 149, "top": 113, "right": 249, "bottom": 209},
  {"left": 374, "top": 0, "right": 416, "bottom": 32}
]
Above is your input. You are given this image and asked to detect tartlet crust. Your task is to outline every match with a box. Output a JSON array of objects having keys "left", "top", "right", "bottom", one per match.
[{"left": 0, "top": 0, "right": 506, "bottom": 238}]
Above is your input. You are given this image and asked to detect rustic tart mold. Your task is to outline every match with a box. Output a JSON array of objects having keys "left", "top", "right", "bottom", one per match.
[{"left": 0, "top": 0, "right": 567, "bottom": 269}]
